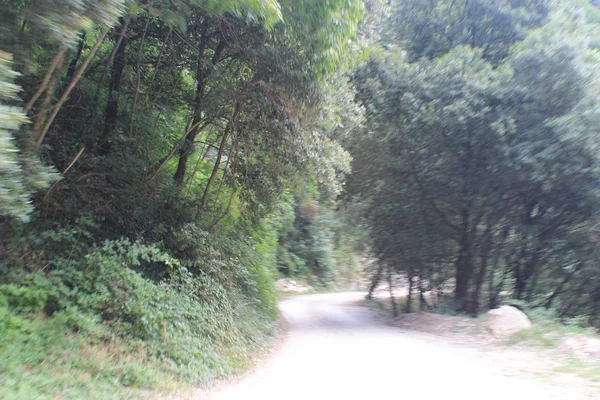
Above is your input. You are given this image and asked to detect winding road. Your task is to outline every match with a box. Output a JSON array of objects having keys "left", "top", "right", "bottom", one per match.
[{"left": 211, "top": 293, "right": 593, "bottom": 400}]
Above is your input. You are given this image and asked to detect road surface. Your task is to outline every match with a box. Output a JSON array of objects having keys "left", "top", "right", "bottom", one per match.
[{"left": 211, "top": 293, "right": 593, "bottom": 400}]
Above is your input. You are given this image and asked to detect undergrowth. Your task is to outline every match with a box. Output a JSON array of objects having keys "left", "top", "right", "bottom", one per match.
[{"left": 0, "top": 220, "right": 279, "bottom": 399}]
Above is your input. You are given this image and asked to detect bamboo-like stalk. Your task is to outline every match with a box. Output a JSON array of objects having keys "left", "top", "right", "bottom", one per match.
[
  {"left": 43, "top": 147, "right": 85, "bottom": 200},
  {"left": 90, "top": 17, "right": 131, "bottom": 111},
  {"left": 128, "top": 14, "right": 150, "bottom": 138},
  {"left": 35, "top": 27, "right": 110, "bottom": 145},
  {"left": 151, "top": 119, "right": 211, "bottom": 178},
  {"left": 24, "top": 48, "right": 67, "bottom": 114}
]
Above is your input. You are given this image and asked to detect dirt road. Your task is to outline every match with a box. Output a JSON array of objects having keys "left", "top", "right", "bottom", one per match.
[{"left": 210, "top": 293, "right": 594, "bottom": 400}]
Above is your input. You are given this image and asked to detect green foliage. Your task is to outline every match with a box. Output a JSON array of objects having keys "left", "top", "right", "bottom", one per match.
[
  {"left": 275, "top": 184, "right": 366, "bottom": 288},
  {"left": 348, "top": 0, "right": 600, "bottom": 321},
  {"left": 280, "top": 0, "right": 364, "bottom": 74},
  {"left": 29, "top": 0, "right": 126, "bottom": 46},
  {"left": 0, "top": 220, "right": 279, "bottom": 397},
  {"left": 0, "top": 52, "right": 57, "bottom": 222},
  {"left": 0, "top": 284, "right": 48, "bottom": 314},
  {"left": 0, "top": 0, "right": 366, "bottom": 395},
  {"left": 390, "top": 0, "right": 549, "bottom": 64},
  {"left": 202, "top": 0, "right": 283, "bottom": 28}
]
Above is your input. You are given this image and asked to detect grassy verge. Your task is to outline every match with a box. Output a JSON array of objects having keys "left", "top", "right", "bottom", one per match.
[
  {"left": 0, "top": 292, "right": 278, "bottom": 400},
  {"left": 0, "top": 238, "right": 279, "bottom": 400},
  {"left": 507, "top": 319, "right": 596, "bottom": 348},
  {"left": 0, "top": 293, "right": 278, "bottom": 400},
  {"left": 0, "top": 313, "right": 179, "bottom": 399}
]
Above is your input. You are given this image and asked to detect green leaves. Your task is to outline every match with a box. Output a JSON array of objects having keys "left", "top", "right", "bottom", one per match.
[
  {"left": 0, "top": 52, "right": 57, "bottom": 222},
  {"left": 155, "top": 0, "right": 283, "bottom": 32},
  {"left": 278, "top": 0, "right": 364, "bottom": 76},
  {"left": 200, "top": 0, "right": 283, "bottom": 28},
  {"left": 25, "top": 0, "right": 127, "bottom": 48},
  {"left": 348, "top": 0, "right": 600, "bottom": 316},
  {"left": 390, "top": 0, "right": 549, "bottom": 64}
]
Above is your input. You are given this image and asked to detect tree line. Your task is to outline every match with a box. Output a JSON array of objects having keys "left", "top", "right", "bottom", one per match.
[{"left": 347, "top": 0, "right": 600, "bottom": 324}]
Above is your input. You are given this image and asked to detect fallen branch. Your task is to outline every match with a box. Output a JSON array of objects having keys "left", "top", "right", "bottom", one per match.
[{"left": 44, "top": 147, "right": 85, "bottom": 200}]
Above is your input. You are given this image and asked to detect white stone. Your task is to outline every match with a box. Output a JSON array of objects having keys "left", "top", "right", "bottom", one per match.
[{"left": 486, "top": 305, "right": 532, "bottom": 338}]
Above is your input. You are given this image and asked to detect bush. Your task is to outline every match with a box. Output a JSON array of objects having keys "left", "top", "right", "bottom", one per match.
[{"left": 0, "top": 221, "right": 279, "bottom": 397}]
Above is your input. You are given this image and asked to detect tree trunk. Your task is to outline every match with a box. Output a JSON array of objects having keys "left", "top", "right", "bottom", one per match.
[
  {"left": 590, "top": 287, "right": 600, "bottom": 326},
  {"left": 31, "top": 66, "right": 60, "bottom": 145},
  {"left": 24, "top": 47, "right": 67, "bottom": 114},
  {"left": 174, "top": 39, "right": 226, "bottom": 184},
  {"left": 514, "top": 262, "right": 524, "bottom": 300},
  {"left": 35, "top": 27, "right": 109, "bottom": 145},
  {"left": 209, "top": 138, "right": 241, "bottom": 229},
  {"left": 406, "top": 267, "right": 414, "bottom": 313},
  {"left": 418, "top": 269, "right": 428, "bottom": 311},
  {"left": 91, "top": 17, "right": 130, "bottom": 114},
  {"left": 455, "top": 208, "right": 474, "bottom": 312},
  {"left": 64, "top": 33, "right": 86, "bottom": 87},
  {"left": 545, "top": 262, "right": 582, "bottom": 309},
  {"left": 489, "top": 227, "right": 508, "bottom": 309},
  {"left": 490, "top": 267, "right": 509, "bottom": 309},
  {"left": 200, "top": 120, "right": 232, "bottom": 209},
  {"left": 128, "top": 14, "right": 150, "bottom": 138},
  {"left": 488, "top": 256, "right": 496, "bottom": 309},
  {"left": 152, "top": 119, "right": 210, "bottom": 178},
  {"left": 470, "top": 231, "right": 492, "bottom": 316},
  {"left": 367, "top": 263, "right": 384, "bottom": 300},
  {"left": 435, "top": 262, "right": 443, "bottom": 308},
  {"left": 525, "top": 249, "right": 543, "bottom": 302},
  {"left": 211, "top": 135, "right": 239, "bottom": 210},
  {"left": 526, "top": 266, "right": 540, "bottom": 302},
  {"left": 102, "top": 32, "right": 128, "bottom": 147},
  {"left": 387, "top": 265, "right": 398, "bottom": 317},
  {"left": 514, "top": 246, "right": 539, "bottom": 300}
]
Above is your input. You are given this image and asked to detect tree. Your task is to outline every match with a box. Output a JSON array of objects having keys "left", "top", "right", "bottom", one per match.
[
  {"left": 0, "top": 51, "right": 57, "bottom": 221},
  {"left": 348, "top": 0, "right": 600, "bottom": 321}
]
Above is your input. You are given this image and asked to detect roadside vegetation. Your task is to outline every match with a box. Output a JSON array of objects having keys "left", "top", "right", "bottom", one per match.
[{"left": 0, "top": 0, "right": 366, "bottom": 398}]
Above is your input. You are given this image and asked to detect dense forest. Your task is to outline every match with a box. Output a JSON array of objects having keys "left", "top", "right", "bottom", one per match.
[
  {"left": 350, "top": 0, "right": 600, "bottom": 322},
  {"left": 1, "top": 0, "right": 600, "bottom": 398}
]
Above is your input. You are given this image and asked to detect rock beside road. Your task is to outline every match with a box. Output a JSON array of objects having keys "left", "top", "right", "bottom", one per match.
[
  {"left": 486, "top": 306, "right": 532, "bottom": 338},
  {"left": 561, "top": 334, "right": 600, "bottom": 361},
  {"left": 275, "top": 278, "right": 311, "bottom": 293}
]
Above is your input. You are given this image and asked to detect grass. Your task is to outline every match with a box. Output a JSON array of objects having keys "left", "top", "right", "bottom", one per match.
[
  {"left": 0, "top": 314, "right": 177, "bottom": 400},
  {"left": 0, "top": 271, "right": 279, "bottom": 400},
  {"left": 553, "top": 360, "right": 600, "bottom": 382},
  {"left": 506, "top": 319, "right": 595, "bottom": 348},
  {"left": 361, "top": 295, "right": 431, "bottom": 318},
  {"left": 0, "top": 311, "right": 278, "bottom": 400},
  {"left": 0, "top": 220, "right": 282, "bottom": 399}
]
